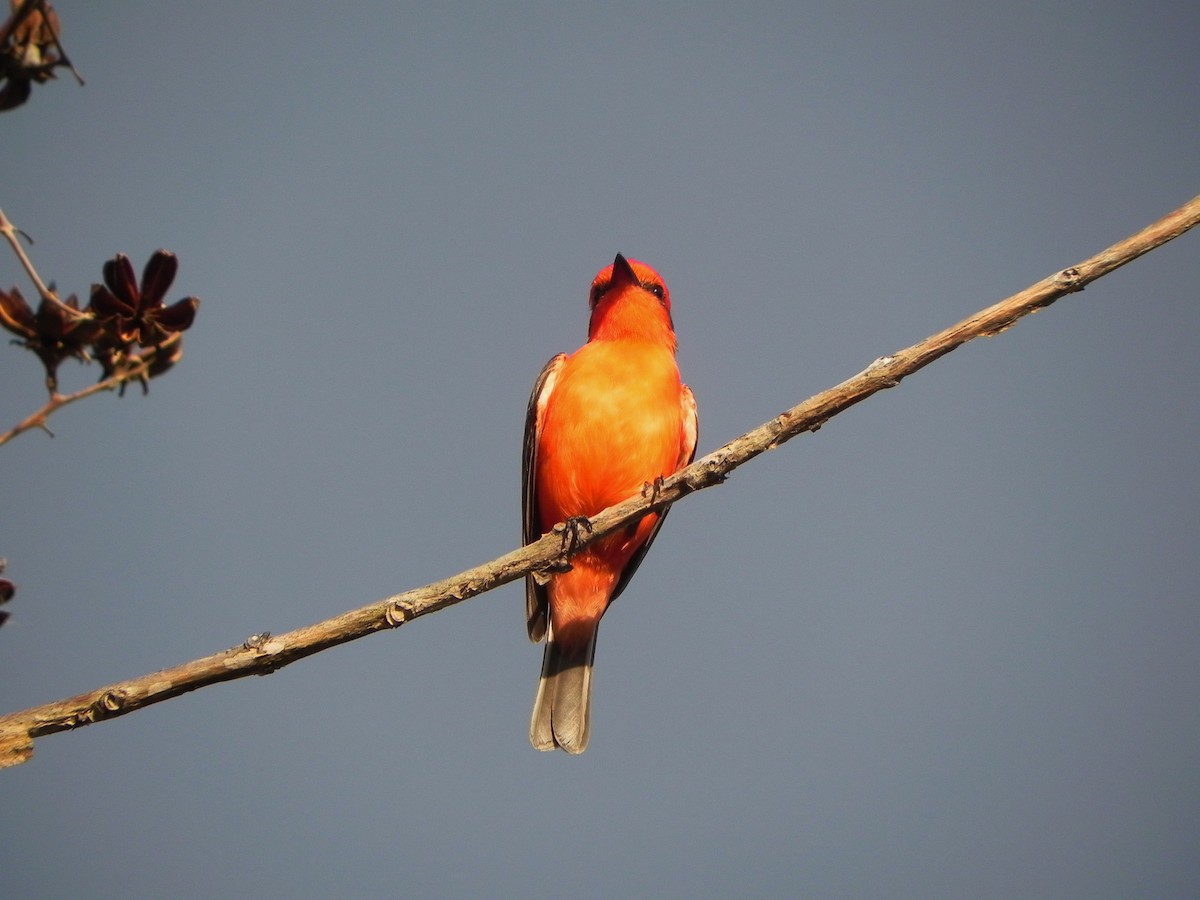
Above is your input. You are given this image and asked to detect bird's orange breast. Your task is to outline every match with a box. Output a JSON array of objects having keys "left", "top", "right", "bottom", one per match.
[{"left": 535, "top": 339, "right": 685, "bottom": 525}]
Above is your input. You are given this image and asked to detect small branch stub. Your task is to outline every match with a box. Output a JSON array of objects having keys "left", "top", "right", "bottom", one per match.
[
  {"left": 384, "top": 600, "right": 409, "bottom": 627},
  {"left": 242, "top": 632, "right": 272, "bottom": 651},
  {"left": 1056, "top": 267, "right": 1085, "bottom": 292}
]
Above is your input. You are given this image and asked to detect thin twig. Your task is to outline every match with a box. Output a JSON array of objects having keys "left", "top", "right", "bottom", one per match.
[
  {"left": 0, "top": 206, "right": 53, "bottom": 301},
  {"left": 0, "top": 354, "right": 157, "bottom": 447},
  {"left": 1, "top": 193, "right": 1197, "bottom": 768},
  {"left": 37, "top": 0, "right": 83, "bottom": 84}
]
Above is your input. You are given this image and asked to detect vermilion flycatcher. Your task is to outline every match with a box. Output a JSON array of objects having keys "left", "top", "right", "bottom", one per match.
[{"left": 522, "top": 254, "right": 697, "bottom": 753}]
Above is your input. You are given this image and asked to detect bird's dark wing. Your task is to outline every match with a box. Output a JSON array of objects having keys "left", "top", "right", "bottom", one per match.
[{"left": 522, "top": 353, "right": 566, "bottom": 642}]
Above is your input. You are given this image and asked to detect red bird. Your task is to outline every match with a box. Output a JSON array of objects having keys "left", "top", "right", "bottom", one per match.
[{"left": 522, "top": 254, "right": 697, "bottom": 753}]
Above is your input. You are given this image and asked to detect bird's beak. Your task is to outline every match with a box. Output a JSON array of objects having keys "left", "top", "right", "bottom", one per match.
[{"left": 610, "top": 253, "right": 639, "bottom": 290}]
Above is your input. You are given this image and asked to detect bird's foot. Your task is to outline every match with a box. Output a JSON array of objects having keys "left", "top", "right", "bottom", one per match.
[
  {"left": 641, "top": 475, "right": 667, "bottom": 505},
  {"left": 553, "top": 515, "right": 593, "bottom": 566}
]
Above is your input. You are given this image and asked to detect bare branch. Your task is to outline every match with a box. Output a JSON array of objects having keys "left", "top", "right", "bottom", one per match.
[
  {"left": 1, "top": 193, "right": 1197, "bottom": 768},
  {"left": 0, "top": 349, "right": 167, "bottom": 447},
  {"left": 0, "top": 206, "right": 53, "bottom": 302}
]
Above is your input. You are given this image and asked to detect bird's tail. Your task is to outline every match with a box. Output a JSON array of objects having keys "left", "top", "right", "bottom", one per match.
[{"left": 529, "top": 625, "right": 598, "bottom": 754}]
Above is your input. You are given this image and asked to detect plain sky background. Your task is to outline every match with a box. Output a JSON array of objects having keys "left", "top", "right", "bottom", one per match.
[{"left": 2, "top": 3, "right": 1198, "bottom": 898}]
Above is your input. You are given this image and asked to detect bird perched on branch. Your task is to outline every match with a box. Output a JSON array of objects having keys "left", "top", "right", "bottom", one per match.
[{"left": 522, "top": 254, "right": 697, "bottom": 753}]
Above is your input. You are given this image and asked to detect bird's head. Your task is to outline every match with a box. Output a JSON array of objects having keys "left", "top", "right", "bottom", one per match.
[{"left": 587, "top": 253, "right": 675, "bottom": 346}]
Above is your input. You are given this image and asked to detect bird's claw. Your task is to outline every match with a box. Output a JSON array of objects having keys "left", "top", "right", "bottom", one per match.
[
  {"left": 553, "top": 515, "right": 593, "bottom": 564},
  {"left": 641, "top": 475, "right": 667, "bottom": 505}
]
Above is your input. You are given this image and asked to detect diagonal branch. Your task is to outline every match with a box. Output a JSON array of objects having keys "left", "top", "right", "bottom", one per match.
[
  {"left": 0, "top": 206, "right": 53, "bottom": 301},
  {"left": 1, "top": 193, "right": 1197, "bottom": 768},
  {"left": 0, "top": 349, "right": 172, "bottom": 446}
]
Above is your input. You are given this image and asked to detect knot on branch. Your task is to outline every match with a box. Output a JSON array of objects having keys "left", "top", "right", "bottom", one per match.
[
  {"left": 682, "top": 456, "right": 727, "bottom": 490},
  {"left": 242, "top": 631, "right": 271, "bottom": 651},
  {"left": 1054, "top": 267, "right": 1086, "bottom": 293},
  {"left": 237, "top": 632, "right": 287, "bottom": 674},
  {"left": 63, "top": 689, "right": 129, "bottom": 727},
  {"left": 384, "top": 599, "right": 410, "bottom": 627},
  {"left": 864, "top": 355, "right": 901, "bottom": 387},
  {"left": 765, "top": 415, "right": 787, "bottom": 443}
]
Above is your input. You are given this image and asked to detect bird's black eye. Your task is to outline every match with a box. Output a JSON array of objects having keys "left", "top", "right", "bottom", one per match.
[{"left": 646, "top": 283, "right": 665, "bottom": 301}]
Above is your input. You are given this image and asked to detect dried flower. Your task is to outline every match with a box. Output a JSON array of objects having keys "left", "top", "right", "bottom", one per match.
[
  {"left": 0, "top": 0, "right": 63, "bottom": 111},
  {"left": 0, "top": 286, "right": 101, "bottom": 390},
  {"left": 89, "top": 251, "right": 199, "bottom": 348}
]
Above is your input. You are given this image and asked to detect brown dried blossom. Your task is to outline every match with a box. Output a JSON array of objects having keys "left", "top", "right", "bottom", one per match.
[
  {"left": 2, "top": 250, "right": 199, "bottom": 393},
  {"left": 0, "top": 0, "right": 65, "bottom": 111},
  {"left": 0, "top": 286, "right": 100, "bottom": 390},
  {"left": 89, "top": 251, "right": 199, "bottom": 348}
]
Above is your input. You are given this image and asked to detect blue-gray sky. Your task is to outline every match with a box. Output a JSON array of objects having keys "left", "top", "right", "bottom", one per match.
[{"left": 3, "top": 3, "right": 1198, "bottom": 898}]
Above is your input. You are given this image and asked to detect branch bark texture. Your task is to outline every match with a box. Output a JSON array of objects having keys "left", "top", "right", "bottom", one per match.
[{"left": 2, "top": 194, "right": 1197, "bottom": 768}]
